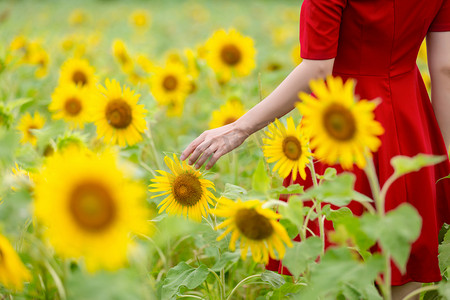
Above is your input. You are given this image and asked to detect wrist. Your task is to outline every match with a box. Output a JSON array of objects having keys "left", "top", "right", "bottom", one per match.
[{"left": 233, "top": 118, "right": 254, "bottom": 138}]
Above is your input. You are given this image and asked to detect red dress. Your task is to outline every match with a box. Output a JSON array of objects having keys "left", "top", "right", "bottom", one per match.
[{"left": 267, "top": 0, "right": 450, "bottom": 285}]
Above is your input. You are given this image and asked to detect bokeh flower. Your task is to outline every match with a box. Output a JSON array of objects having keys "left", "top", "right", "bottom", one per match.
[
  {"left": 17, "top": 112, "right": 45, "bottom": 146},
  {"left": 0, "top": 234, "right": 31, "bottom": 291}
]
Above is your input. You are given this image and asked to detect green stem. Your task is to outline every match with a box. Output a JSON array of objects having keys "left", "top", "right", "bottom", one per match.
[
  {"left": 44, "top": 260, "right": 66, "bottom": 300},
  {"left": 137, "top": 233, "right": 168, "bottom": 271},
  {"left": 232, "top": 151, "right": 239, "bottom": 186},
  {"left": 208, "top": 268, "right": 224, "bottom": 300},
  {"left": 177, "top": 295, "right": 205, "bottom": 300},
  {"left": 308, "top": 160, "right": 325, "bottom": 255},
  {"left": 146, "top": 125, "right": 162, "bottom": 170},
  {"left": 364, "top": 154, "right": 391, "bottom": 300},
  {"left": 402, "top": 284, "right": 438, "bottom": 300},
  {"left": 226, "top": 274, "right": 261, "bottom": 300}
]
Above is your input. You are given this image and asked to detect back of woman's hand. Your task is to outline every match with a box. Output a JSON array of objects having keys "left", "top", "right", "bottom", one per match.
[{"left": 180, "top": 123, "right": 250, "bottom": 170}]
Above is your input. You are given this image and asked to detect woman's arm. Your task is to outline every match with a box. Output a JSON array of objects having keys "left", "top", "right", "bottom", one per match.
[
  {"left": 180, "top": 58, "right": 335, "bottom": 169},
  {"left": 427, "top": 31, "right": 450, "bottom": 149}
]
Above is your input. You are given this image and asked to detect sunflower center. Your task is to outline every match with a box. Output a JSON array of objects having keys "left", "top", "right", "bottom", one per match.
[
  {"left": 282, "top": 136, "right": 302, "bottom": 160},
  {"left": 223, "top": 117, "right": 237, "bottom": 125},
  {"left": 27, "top": 125, "right": 38, "bottom": 136},
  {"left": 72, "top": 70, "right": 88, "bottom": 86},
  {"left": 0, "top": 248, "right": 4, "bottom": 264},
  {"left": 69, "top": 181, "right": 117, "bottom": 232},
  {"left": 235, "top": 208, "right": 274, "bottom": 240},
  {"left": 323, "top": 103, "right": 357, "bottom": 141},
  {"left": 172, "top": 173, "right": 203, "bottom": 206},
  {"left": 105, "top": 99, "right": 132, "bottom": 129},
  {"left": 163, "top": 75, "right": 178, "bottom": 91},
  {"left": 65, "top": 97, "right": 82, "bottom": 116},
  {"left": 220, "top": 44, "right": 241, "bottom": 66}
]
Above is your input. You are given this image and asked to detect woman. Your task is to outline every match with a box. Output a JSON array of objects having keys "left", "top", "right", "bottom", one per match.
[{"left": 181, "top": 0, "right": 450, "bottom": 298}]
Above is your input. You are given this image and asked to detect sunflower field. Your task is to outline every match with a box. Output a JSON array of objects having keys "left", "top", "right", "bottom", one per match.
[{"left": 0, "top": 0, "right": 449, "bottom": 299}]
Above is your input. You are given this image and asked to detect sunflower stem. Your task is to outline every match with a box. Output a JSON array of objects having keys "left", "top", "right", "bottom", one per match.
[
  {"left": 145, "top": 125, "right": 162, "bottom": 170},
  {"left": 226, "top": 274, "right": 261, "bottom": 300},
  {"left": 364, "top": 153, "right": 391, "bottom": 300},
  {"left": 44, "top": 260, "right": 67, "bottom": 300},
  {"left": 207, "top": 268, "right": 224, "bottom": 300},
  {"left": 232, "top": 151, "right": 239, "bottom": 186},
  {"left": 308, "top": 160, "right": 325, "bottom": 255},
  {"left": 402, "top": 284, "right": 437, "bottom": 300}
]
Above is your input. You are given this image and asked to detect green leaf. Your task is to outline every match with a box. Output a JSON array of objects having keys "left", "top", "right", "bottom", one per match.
[
  {"left": 279, "top": 218, "right": 300, "bottom": 239},
  {"left": 438, "top": 281, "right": 450, "bottom": 299},
  {"left": 437, "top": 173, "right": 450, "bottom": 184},
  {"left": 282, "top": 237, "right": 322, "bottom": 278},
  {"left": 270, "top": 184, "right": 304, "bottom": 198},
  {"left": 316, "top": 167, "right": 337, "bottom": 181},
  {"left": 298, "top": 247, "right": 384, "bottom": 300},
  {"left": 278, "top": 195, "right": 303, "bottom": 229},
  {"left": 211, "top": 251, "right": 241, "bottom": 272},
  {"left": 261, "top": 270, "right": 286, "bottom": 289},
  {"left": 439, "top": 229, "right": 450, "bottom": 273},
  {"left": 391, "top": 154, "right": 446, "bottom": 177},
  {"left": 302, "top": 173, "right": 356, "bottom": 206},
  {"left": 252, "top": 158, "right": 270, "bottom": 193},
  {"left": 161, "top": 262, "right": 209, "bottom": 300},
  {"left": 324, "top": 207, "right": 375, "bottom": 252},
  {"left": 361, "top": 204, "right": 422, "bottom": 272},
  {"left": 222, "top": 183, "right": 247, "bottom": 199}
]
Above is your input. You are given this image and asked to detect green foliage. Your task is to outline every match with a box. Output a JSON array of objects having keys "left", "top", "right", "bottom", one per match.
[
  {"left": 282, "top": 237, "right": 322, "bottom": 278},
  {"left": 279, "top": 195, "right": 303, "bottom": 229},
  {"left": 159, "top": 262, "right": 209, "bottom": 300},
  {"left": 439, "top": 227, "right": 450, "bottom": 273},
  {"left": 252, "top": 158, "right": 271, "bottom": 193},
  {"left": 361, "top": 204, "right": 422, "bottom": 272},
  {"left": 391, "top": 154, "right": 446, "bottom": 177},
  {"left": 261, "top": 270, "right": 286, "bottom": 289},
  {"left": 296, "top": 247, "right": 384, "bottom": 300}
]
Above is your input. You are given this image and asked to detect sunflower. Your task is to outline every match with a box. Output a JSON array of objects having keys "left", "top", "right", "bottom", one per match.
[
  {"left": 204, "top": 28, "right": 256, "bottom": 82},
  {"left": 149, "top": 154, "right": 216, "bottom": 222},
  {"left": 297, "top": 76, "right": 384, "bottom": 169},
  {"left": 209, "top": 99, "right": 246, "bottom": 129},
  {"left": 34, "top": 147, "right": 150, "bottom": 272},
  {"left": 59, "top": 58, "right": 96, "bottom": 89},
  {"left": 130, "top": 10, "right": 150, "bottom": 29},
  {"left": 0, "top": 234, "right": 31, "bottom": 291},
  {"left": 69, "top": 9, "right": 88, "bottom": 26},
  {"left": 50, "top": 83, "right": 92, "bottom": 129},
  {"left": 10, "top": 163, "right": 35, "bottom": 191},
  {"left": 92, "top": 79, "right": 147, "bottom": 147},
  {"left": 263, "top": 117, "right": 312, "bottom": 181},
  {"left": 112, "top": 39, "right": 133, "bottom": 73},
  {"left": 17, "top": 112, "right": 45, "bottom": 146},
  {"left": 212, "top": 198, "right": 292, "bottom": 264},
  {"left": 150, "top": 62, "right": 191, "bottom": 105}
]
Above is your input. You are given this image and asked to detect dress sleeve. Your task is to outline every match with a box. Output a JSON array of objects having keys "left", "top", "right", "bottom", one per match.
[
  {"left": 299, "top": 0, "right": 347, "bottom": 60},
  {"left": 429, "top": 0, "right": 450, "bottom": 32}
]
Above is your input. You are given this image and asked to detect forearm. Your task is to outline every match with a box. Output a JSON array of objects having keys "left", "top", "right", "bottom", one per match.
[
  {"left": 235, "top": 59, "right": 334, "bottom": 136},
  {"left": 427, "top": 32, "right": 450, "bottom": 149}
]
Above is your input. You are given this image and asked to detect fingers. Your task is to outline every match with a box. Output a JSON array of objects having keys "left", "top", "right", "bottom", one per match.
[
  {"left": 180, "top": 131, "right": 207, "bottom": 161},
  {"left": 205, "top": 149, "right": 225, "bottom": 170},
  {"left": 194, "top": 144, "right": 219, "bottom": 169},
  {"left": 188, "top": 138, "right": 213, "bottom": 165}
]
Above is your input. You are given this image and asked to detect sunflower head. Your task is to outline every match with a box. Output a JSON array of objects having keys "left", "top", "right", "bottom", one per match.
[
  {"left": 204, "top": 28, "right": 256, "bottom": 82},
  {"left": 149, "top": 154, "right": 216, "bottom": 222},
  {"left": 297, "top": 76, "right": 384, "bottom": 169},
  {"left": 112, "top": 39, "right": 133, "bottom": 72},
  {"left": 50, "top": 83, "right": 92, "bottom": 129},
  {"left": 59, "top": 58, "right": 96, "bottom": 89},
  {"left": 263, "top": 117, "right": 312, "bottom": 181},
  {"left": 93, "top": 79, "right": 148, "bottom": 147},
  {"left": 209, "top": 99, "right": 246, "bottom": 129},
  {"left": 0, "top": 234, "right": 31, "bottom": 291},
  {"left": 17, "top": 111, "right": 45, "bottom": 146},
  {"left": 34, "top": 147, "right": 151, "bottom": 272},
  {"left": 130, "top": 9, "right": 150, "bottom": 29},
  {"left": 150, "top": 62, "right": 191, "bottom": 105},
  {"left": 212, "top": 198, "right": 292, "bottom": 264}
]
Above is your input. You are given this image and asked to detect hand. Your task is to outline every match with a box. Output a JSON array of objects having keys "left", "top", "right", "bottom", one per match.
[{"left": 180, "top": 123, "right": 250, "bottom": 170}]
